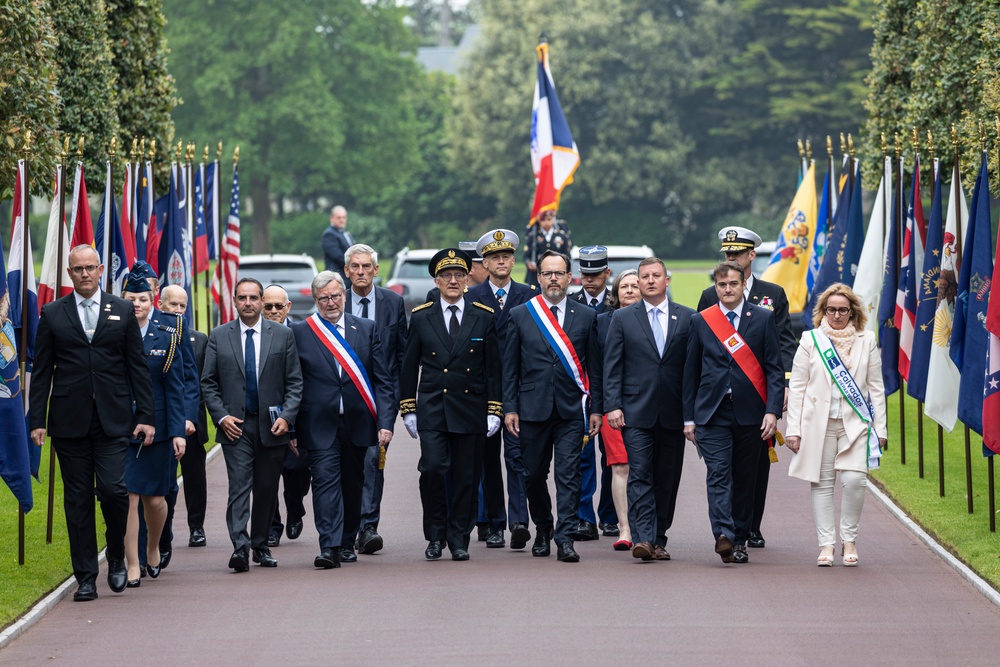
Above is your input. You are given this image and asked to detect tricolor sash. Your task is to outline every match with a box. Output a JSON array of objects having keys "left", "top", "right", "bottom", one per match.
[
  {"left": 701, "top": 306, "right": 768, "bottom": 404},
  {"left": 525, "top": 296, "right": 590, "bottom": 431},
  {"left": 811, "top": 329, "right": 882, "bottom": 469},
  {"left": 306, "top": 314, "right": 378, "bottom": 422}
]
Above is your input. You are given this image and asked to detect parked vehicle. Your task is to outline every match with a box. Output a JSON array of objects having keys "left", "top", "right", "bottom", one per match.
[
  {"left": 385, "top": 247, "right": 439, "bottom": 316},
  {"left": 237, "top": 253, "right": 318, "bottom": 321}
]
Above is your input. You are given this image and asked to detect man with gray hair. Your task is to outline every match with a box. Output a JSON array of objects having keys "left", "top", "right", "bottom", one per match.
[
  {"left": 322, "top": 205, "right": 355, "bottom": 283},
  {"left": 343, "top": 243, "right": 407, "bottom": 555}
]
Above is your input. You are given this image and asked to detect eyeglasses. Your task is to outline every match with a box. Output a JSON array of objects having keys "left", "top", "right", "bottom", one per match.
[
  {"left": 70, "top": 265, "right": 100, "bottom": 275},
  {"left": 437, "top": 272, "right": 466, "bottom": 283},
  {"left": 539, "top": 271, "right": 569, "bottom": 279},
  {"left": 825, "top": 307, "right": 851, "bottom": 316},
  {"left": 262, "top": 303, "right": 287, "bottom": 311},
  {"left": 316, "top": 293, "right": 344, "bottom": 304}
]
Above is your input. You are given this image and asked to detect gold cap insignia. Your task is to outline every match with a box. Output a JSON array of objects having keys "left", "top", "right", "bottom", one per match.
[
  {"left": 448, "top": 250, "right": 455, "bottom": 258},
  {"left": 493, "top": 230, "right": 504, "bottom": 241}
]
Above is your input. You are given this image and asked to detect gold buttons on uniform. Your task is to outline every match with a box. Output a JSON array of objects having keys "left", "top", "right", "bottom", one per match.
[
  {"left": 431, "top": 352, "right": 436, "bottom": 356},
  {"left": 443, "top": 389, "right": 448, "bottom": 394},
  {"left": 443, "top": 368, "right": 448, "bottom": 373},
  {"left": 464, "top": 390, "right": 469, "bottom": 394}
]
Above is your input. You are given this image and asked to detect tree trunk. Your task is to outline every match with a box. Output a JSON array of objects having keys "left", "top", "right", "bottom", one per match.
[{"left": 250, "top": 173, "right": 271, "bottom": 253}]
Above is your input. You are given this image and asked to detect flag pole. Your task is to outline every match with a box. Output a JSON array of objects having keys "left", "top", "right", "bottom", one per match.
[
  {"left": 187, "top": 143, "right": 198, "bottom": 330},
  {"left": 17, "top": 130, "right": 32, "bottom": 565},
  {"left": 991, "top": 117, "right": 1000, "bottom": 531},
  {"left": 203, "top": 145, "right": 212, "bottom": 331},
  {"left": 918, "top": 132, "right": 935, "bottom": 480},
  {"left": 950, "top": 125, "right": 973, "bottom": 513},
  {"left": 896, "top": 132, "right": 906, "bottom": 465},
  {"left": 105, "top": 138, "right": 116, "bottom": 294}
]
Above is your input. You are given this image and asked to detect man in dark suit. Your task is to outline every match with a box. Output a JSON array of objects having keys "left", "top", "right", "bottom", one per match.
[
  {"left": 523, "top": 210, "right": 573, "bottom": 289},
  {"left": 400, "top": 248, "right": 502, "bottom": 561},
  {"left": 201, "top": 277, "right": 303, "bottom": 571},
  {"left": 291, "top": 271, "right": 395, "bottom": 569},
  {"left": 466, "top": 229, "right": 537, "bottom": 551},
  {"left": 604, "top": 257, "right": 695, "bottom": 561},
  {"left": 570, "top": 245, "right": 614, "bottom": 542},
  {"left": 30, "top": 245, "right": 156, "bottom": 601},
  {"left": 159, "top": 285, "right": 210, "bottom": 549},
  {"left": 684, "top": 261, "right": 785, "bottom": 564},
  {"left": 696, "top": 226, "right": 795, "bottom": 549},
  {"left": 343, "top": 243, "right": 407, "bottom": 556},
  {"left": 503, "top": 250, "right": 603, "bottom": 563},
  {"left": 322, "top": 206, "right": 355, "bottom": 283}
]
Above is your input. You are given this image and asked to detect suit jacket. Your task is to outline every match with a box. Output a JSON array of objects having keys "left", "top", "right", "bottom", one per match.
[
  {"left": 465, "top": 279, "right": 535, "bottom": 355},
  {"left": 684, "top": 303, "right": 785, "bottom": 426},
  {"left": 786, "top": 329, "right": 886, "bottom": 483},
  {"left": 502, "top": 299, "right": 603, "bottom": 422},
  {"left": 322, "top": 226, "right": 353, "bottom": 279},
  {"left": 603, "top": 299, "right": 694, "bottom": 430},
  {"left": 399, "top": 300, "right": 502, "bottom": 434},
  {"left": 698, "top": 277, "right": 796, "bottom": 382},
  {"left": 201, "top": 317, "right": 303, "bottom": 447},
  {"left": 30, "top": 292, "right": 154, "bottom": 438},
  {"left": 189, "top": 329, "right": 209, "bottom": 445},
  {"left": 571, "top": 287, "right": 612, "bottom": 314},
  {"left": 345, "top": 286, "right": 407, "bottom": 399},
  {"left": 291, "top": 314, "right": 395, "bottom": 449},
  {"left": 139, "top": 320, "right": 186, "bottom": 442}
]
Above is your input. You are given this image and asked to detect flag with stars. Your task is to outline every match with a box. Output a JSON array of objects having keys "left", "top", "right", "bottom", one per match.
[
  {"left": 877, "top": 158, "right": 904, "bottom": 396},
  {"left": 950, "top": 152, "right": 992, "bottom": 438},
  {"left": 907, "top": 158, "right": 943, "bottom": 402},
  {"left": 211, "top": 165, "right": 241, "bottom": 324},
  {"left": 924, "top": 160, "right": 967, "bottom": 431},
  {"left": 895, "top": 156, "right": 926, "bottom": 381}
]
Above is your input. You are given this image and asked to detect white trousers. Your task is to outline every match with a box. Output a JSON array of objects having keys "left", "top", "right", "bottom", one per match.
[{"left": 810, "top": 419, "right": 867, "bottom": 547}]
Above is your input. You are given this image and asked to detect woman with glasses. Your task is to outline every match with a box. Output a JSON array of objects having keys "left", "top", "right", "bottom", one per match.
[{"left": 785, "top": 283, "right": 887, "bottom": 567}]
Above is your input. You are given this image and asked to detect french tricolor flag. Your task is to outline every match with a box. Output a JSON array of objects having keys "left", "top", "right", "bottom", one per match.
[{"left": 529, "top": 41, "right": 579, "bottom": 225}]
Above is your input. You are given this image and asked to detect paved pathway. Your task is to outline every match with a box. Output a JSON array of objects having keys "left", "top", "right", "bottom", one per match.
[{"left": 3, "top": 415, "right": 1000, "bottom": 665}]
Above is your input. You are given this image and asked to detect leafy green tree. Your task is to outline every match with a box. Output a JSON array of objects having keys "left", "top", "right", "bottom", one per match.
[
  {"left": 165, "top": 0, "right": 422, "bottom": 253},
  {"left": 0, "top": 0, "right": 62, "bottom": 199}
]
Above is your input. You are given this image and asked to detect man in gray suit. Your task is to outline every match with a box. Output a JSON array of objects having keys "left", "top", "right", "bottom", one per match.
[{"left": 202, "top": 277, "right": 304, "bottom": 571}]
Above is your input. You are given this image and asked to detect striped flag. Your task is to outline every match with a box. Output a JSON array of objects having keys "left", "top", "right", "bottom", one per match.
[
  {"left": 529, "top": 41, "right": 579, "bottom": 225},
  {"left": 985, "top": 207, "right": 1000, "bottom": 454},
  {"left": 895, "top": 157, "right": 926, "bottom": 380},
  {"left": 211, "top": 165, "right": 241, "bottom": 324},
  {"left": 38, "top": 164, "right": 71, "bottom": 306}
]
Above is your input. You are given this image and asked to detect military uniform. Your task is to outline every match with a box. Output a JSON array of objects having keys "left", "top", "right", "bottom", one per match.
[{"left": 523, "top": 219, "right": 573, "bottom": 289}]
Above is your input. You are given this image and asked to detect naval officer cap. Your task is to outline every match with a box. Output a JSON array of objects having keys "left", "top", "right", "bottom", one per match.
[
  {"left": 428, "top": 248, "right": 472, "bottom": 277},
  {"left": 577, "top": 245, "right": 609, "bottom": 274},
  {"left": 476, "top": 229, "right": 519, "bottom": 257},
  {"left": 718, "top": 226, "right": 762, "bottom": 253},
  {"left": 458, "top": 241, "right": 483, "bottom": 262}
]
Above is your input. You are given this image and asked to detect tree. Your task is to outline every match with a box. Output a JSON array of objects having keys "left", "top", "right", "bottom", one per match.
[
  {"left": 165, "top": 0, "right": 423, "bottom": 253},
  {"left": 0, "top": 0, "right": 61, "bottom": 199}
]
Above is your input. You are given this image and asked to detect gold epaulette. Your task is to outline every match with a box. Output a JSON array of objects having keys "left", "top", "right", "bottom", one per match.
[
  {"left": 400, "top": 398, "right": 417, "bottom": 414},
  {"left": 162, "top": 327, "right": 179, "bottom": 376},
  {"left": 530, "top": 284, "right": 537, "bottom": 290},
  {"left": 473, "top": 302, "right": 494, "bottom": 314},
  {"left": 487, "top": 400, "right": 503, "bottom": 417},
  {"left": 412, "top": 302, "right": 433, "bottom": 313}
]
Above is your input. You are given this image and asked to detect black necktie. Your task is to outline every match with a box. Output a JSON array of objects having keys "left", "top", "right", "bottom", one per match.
[
  {"left": 448, "top": 305, "right": 460, "bottom": 339},
  {"left": 245, "top": 330, "right": 258, "bottom": 415},
  {"left": 360, "top": 297, "right": 370, "bottom": 319},
  {"left": 551, "top": 306, "right": 559, "bottom": 324},
  {"left": 590, "top": 297, "right": 598, "bottom": 308}
]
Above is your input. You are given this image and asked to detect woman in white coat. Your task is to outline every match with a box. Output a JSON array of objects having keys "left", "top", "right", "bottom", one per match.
[{"left": 786, "top": 283, "right": 887, "bottom": 567}]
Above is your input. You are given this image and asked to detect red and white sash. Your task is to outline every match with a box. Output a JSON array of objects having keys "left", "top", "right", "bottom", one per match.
[
  {"left": 701, "top": 306, "right": 768, "bottom": 404},
  {"left": 306, "top": 314, "right": 377, "bottom": 422},
  {"left": 525, "top": 296, "right": 590, "bottom": 431}
]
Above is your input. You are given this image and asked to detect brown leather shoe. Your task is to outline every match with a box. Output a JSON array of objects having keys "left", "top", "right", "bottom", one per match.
[
  {"left": 653, "top": 545, "right": 671, "bottom": 561},
  {"left": 715, "top": 535, "right": 734, "bottom": 563},
  {"left": 632, "top": 541, "right": 654, "bottom": 561}
]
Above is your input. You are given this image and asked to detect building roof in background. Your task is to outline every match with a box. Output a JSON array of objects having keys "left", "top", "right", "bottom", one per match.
[{"left": 416, "top": 25, "right": 481, "bottom": 74}]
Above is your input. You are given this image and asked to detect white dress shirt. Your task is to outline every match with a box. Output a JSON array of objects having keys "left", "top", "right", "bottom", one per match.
[
  {"left": 544, "top": 296, "right": 568, "bottom": 328},
  {"left": 74, "top": 291, "right": 99, "bottom": 336},
  {"left": 744, "top": 274, "right": 755, "bottom": 302},
  {"left": 490, "top": 280, "right": 512, "bottom": 300},
  {"left": 441, "top": 297, "right": 465, "bottom": 329},
  {"left": 644, "top": 298, "right": 669, "bottom": 339},
  {"left": 352, "top": 286, "right": 376, "bottom": 321},
  {"left": 238, "top": 317, "right": 262, "bottom": 379},
  {"left": 718, "top": 299, "right": 745, "bottom": 331}
]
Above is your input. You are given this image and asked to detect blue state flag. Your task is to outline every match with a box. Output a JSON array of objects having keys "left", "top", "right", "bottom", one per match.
[
  {"left": 95, "top": 163, "right": 128, "bottom": 294},
  {"left": 951, "top": 152, "right": 993, "bottom": 435},
  {"left": 908, "top": 160, "right": 944, "bottom": 401},
  {"left": 158, "top": 165, "right": 192, "bottom": 327},
  {"left": 878, "top": 166, "right": 904, "bottom": 396}
]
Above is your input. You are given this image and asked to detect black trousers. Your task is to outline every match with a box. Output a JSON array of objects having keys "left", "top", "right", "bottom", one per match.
[
  {"left": 52, "top": 406, "right": 129, "bottom": 584},
  {"left": 180, "top": 436, "right": 208, "bottom": 529},
  {"left": 597, "top": 440, "right": 618, "bottom": 525},
  {"left": 520, "top": 411, "right": 583, "bottom": 544},
  {"left": 271, "top": 447, "right": 311, "bottom": 535},
  {"left": 478, "top": 431, "right": 507, "bottom": 531},
  {"left": 751, "top": 443, "right": 770, "bottom": 534},
  {"left": 622, "top": 423, "right": 685, "bottom": 547},
  {"left": 418, "top": 430, "right": 483, "bottom": 553}
]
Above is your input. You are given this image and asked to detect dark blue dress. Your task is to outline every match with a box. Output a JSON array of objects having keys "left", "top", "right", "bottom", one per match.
[{"left": 125, "top": 319, "right": 185, "bottom": 496}]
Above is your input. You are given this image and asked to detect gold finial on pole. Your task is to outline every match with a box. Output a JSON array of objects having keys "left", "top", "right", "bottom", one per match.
[
  {"left": 175, "top": 141, "right": 183, "bottom": 162},
  {"left": 139, "top": 137, "right": 146, "bottom": 158},
  {"left": 847, "top": 134, "right": 854, "bottom": 160},
  {"left": 76, "top": 136, "right": 85, "bottom": 160},
  {"left": 911, "top": 127, "right": 920, "bottom": 154},
  {"left": 61, "top": 136, "right": 70, "bottom": 162},
  {"left": 979, "top": 120, "right": 986, "bottom": 152},
  {"left": 797, "top": 139, "right": 804, "bottom": 159},
  {"left": 131, "top": 137, "right": 138, "bottom": 162},
  {"left": 881, "top": 133, "right": 887, "bottom": 158},
  {"left": 927, "top": 130, "right": 935, "bottom": 159},
  {"left": 217, "top": 141, "right": 223, "bottom": 161},
  {"left": 840, "top": 132, "right": 847, "bottom": 155},
  {"left": 203, "top": 145, "right": 209, "bottom": 164},
  {"left": 148, "top": 139, "right": 156, "bottom": 160},
  {"left": 826, "top": 135, "right": 833, "bottom": 157},
  {"left": 894, "top": 132, "right": 902, "bottom": 159},
  {"left": 233, "top": 146, "right": 240, "bottom": 166},
  {"left": 951, "top": 123, "right": 959, "bottom": 149},
  {"left": 109, "top": 135, "right": 117, "bottom": 158},
  {"left": 805, "top": 139, "right": 812, "bottom": 161}
]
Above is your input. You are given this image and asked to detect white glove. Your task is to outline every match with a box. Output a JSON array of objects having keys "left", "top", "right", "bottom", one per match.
[
  {"left": 403, "top": 414, "right": 418, "bottom": 439},
  {"left": 487, "top": 415, "right": 501, "bottom": 437}
]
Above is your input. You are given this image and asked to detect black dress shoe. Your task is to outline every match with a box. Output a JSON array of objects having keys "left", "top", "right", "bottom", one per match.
[
  {"left": 357, "top": 527, "right": 384, "bottom": 554},
  {"left": 747, "top": 530, "right": 766, "bottom": 548},
  {"left": 600, "top": 523, "right": 620, "bottom": 537},
  {"left": 715, "top": 535, "right": 735, "bottom": 563},
  {"left": 485, "top": 530, "right": 505, "bottom": 548},
  {"left": 73, "top": 580, "right": 98, "bottom": 602},
  {"left": 338, "top": 547, "right": 358, "bottom": 563},
  {"left": 531, "top": 531, "right": 551, "bottom": 557},
  {"left": 253, "top": 548, "right": 278, "bottom": 567},
  {"left": 189, "top": 527, "right": 207, "bottom": 547},
  {"left": 574, "top": 520, "right": 600, "bottom": 541},
  {"left": 476, "top": 524, "right": 488, "bottom": 542},
  {"left": 107, "top": 558, "right": 127, "bottom": 593},
  {"left": 314, "top": 547, "right": 341, "bottom": 569},
  {"left": 145, "top": 562, "right": 161, "bottom": 579},
  {"left": 286, "top": 518, "right": 304, "bottom": 540},
  {"left": 425, "top": 540, "right": 443, "bottom": 560},
  {"left": 557, "top": 542, "right": 580, "bottom": 562},
  {"left": 510, "top": 523, "right": 531, "bottom": 550},
  {"left": 733, "top": 544, "right": 749, "bottom": 564},
  {"left": 451, "top": 548, "right": 470, "bottom": 561},
  {"left": 126, "top": 578, "right": 141, "bottom": 588},
  {"left": 267, "top": 532, "right": 281, "bottom": 548},
  {"left": 229, "top": 548, "right": 250, "bottom": 572},
  {"left": 159, "top": 549, "right": 172, "bottom": 569}
]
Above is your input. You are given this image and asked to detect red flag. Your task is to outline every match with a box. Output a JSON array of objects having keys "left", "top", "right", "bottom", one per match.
[
  {"left": 120, "top": 165, "right": 137, "bottom": 267},
  {"left": 69, "top": 163, "right": 94, "bottom": 251},
  {"left": 984, "top": 214, "right": 1000, "bottom": 454}
]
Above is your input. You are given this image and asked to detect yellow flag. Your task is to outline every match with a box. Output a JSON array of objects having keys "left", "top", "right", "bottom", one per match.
[{"left": 762, "top": 163, "right": 818, "bottom": 312}]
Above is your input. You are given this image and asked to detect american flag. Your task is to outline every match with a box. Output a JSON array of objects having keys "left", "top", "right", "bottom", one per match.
[
  {"left": 211, "top": 165, "right": 240, "bottom": 324},
  {"left": 984, "top": 205, "right": 1000, "bottom": 455},
  {"left": 894, "top": 155, "right": 925, "bottom": 380}
]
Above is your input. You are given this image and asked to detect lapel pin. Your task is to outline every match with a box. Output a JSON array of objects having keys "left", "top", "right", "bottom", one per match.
[
  {"left": 671, "top": 315, "right": 677, "bottom": 320},
  {"left": 745, "top": 311, "right": 752, "bottom": 317},
  {"left": 351, "top": 325, "right": 357, "bottom": 330}
]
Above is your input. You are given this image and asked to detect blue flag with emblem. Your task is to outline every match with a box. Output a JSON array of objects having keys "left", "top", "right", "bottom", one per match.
[
  {"left": 158, "top": 164, "right": 192, "bottom": 327},
  {"left": 878, "top": 165, "right": 903, "bottom": 396},
  {"left": 907, "top": 159, "right": 943, "bottom": 402}
]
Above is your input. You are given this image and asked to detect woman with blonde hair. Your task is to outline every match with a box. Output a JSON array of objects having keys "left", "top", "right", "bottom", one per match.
[{"left": 786, "top": 283, "right": 887, "bottom": 567}]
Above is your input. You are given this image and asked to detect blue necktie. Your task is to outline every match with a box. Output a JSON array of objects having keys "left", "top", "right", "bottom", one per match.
[
  {"left": 496, "top": 288, "right": 506, "bottom": 309},
  {"left": 650, "top": 308, "right": 665, "bottom": 356},
  {"left": 245, "top": 330, "right": 258, "bottom": 415},
  {"left": 727, "top": 311, "right": 737, "bottom": 329}
]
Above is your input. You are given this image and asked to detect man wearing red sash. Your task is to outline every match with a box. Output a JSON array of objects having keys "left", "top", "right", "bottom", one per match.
[
  {"left": 684, "top": 261, "right": 784, "bottom": 564},
  {"left": 503, "top": 251, "right": 603, "bottom": 562},
  {"left": 290, "top": 272, "right": 395, "bottom": 569}
]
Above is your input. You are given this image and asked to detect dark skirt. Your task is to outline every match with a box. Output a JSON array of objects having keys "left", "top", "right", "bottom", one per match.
[{"left": 125, "top": 439, "right": 174, "bottom": 496}]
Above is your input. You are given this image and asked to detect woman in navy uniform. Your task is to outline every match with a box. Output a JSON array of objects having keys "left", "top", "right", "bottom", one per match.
[{"left": 121, "top": 265, "right": 186, "bottom": 587}]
